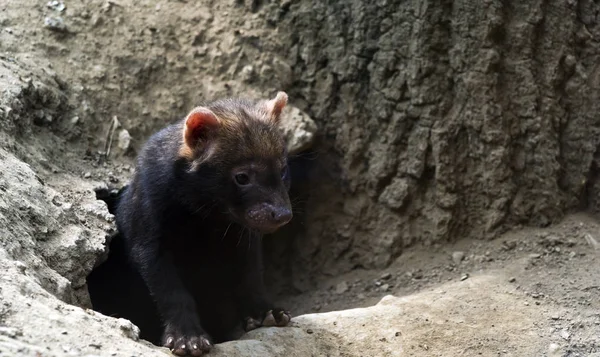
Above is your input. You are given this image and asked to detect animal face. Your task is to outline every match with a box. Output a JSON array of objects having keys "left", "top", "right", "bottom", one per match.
[{"left": 180, "top": 92, "right": 293, "bottom": 234}]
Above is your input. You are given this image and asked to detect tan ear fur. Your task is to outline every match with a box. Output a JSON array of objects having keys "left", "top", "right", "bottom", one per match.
[
  {"left": 180, "top": 107, "right": 220, "bottom": 159},
  {"left": 264, "top": 91, "right": 288, "bottom": 123}
]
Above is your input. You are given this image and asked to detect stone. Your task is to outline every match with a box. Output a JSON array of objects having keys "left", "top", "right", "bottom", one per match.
[
  {"left": 335, "top": 281, "right": 349, "bottom": 294},
  {"left": 117, "top": 129, "right": 131, "bottom": 152},
  {"left": 378, "top": 178, "right": 410, "bottom": 210},
  {"left": 452, "top": 251, "right": 465, "bottom": 265},
  {"left": 279, "top": 105, "right": 318, "bottom": 155},
  {"left": 44, "top": 16, "right": 68, "bottom": 32}
]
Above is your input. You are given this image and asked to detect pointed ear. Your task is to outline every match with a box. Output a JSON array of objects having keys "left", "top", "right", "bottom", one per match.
[
  {"left": 182, "top": 106, "right": 220, "bottom": 151},
  {"left": 263, "top": 91, "right": 288, "bottom": 123}
]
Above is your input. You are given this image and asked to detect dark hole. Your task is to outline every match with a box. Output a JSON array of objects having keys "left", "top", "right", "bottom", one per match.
[
  {"left": 85, "top": 151, "right": 315, "bottom": 345},
  {"left": 87, "top": 186, "right": 163, "bottom": 345}
]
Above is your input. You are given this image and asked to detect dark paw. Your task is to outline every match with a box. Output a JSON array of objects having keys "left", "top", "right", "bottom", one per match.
[
  {"left": 163, "top": 330, "right": 212, "bottom": 356},
  {"left": 244, "top": 308, "right": 292, "bottom": 332}
]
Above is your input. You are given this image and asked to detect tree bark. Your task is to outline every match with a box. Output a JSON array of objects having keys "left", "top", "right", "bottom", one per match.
[{"left": 262, "top": 0, "right": 600, "bottom": 288}]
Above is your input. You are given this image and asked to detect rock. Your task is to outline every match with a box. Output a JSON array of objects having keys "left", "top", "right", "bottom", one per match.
[
  {"left": 279, "top": 105, "right": 318, "bottom": 155},
  {"left": 378, "top": 178, "right": 410, "bottom": 210},
  {"left": 46, "top": 1, "right": 66, "bottom": 12},
  {"left": 460, "top": 274, "right": 469, "bottom": 281},
  {"left": 381, "top": 272, "right": 392, "bottom": 280},
  {"left": 452, "top": 251, "right": 465, "bottom": 265},
  {"left": 335, "top": 281, "right": 349, "bottom": 294},
  {"left": 240, "top": 65, "right": 255, "bottom": 83},
  {"left": 412, "top": 270, "right": 423, "bottom": 279},
  {"left": 548, "top": 343, "right": 562, "bottom": 356},
  {"left": 560, "top": 329, "right": 570, "bottom": 340},
  {"left": 44, "top": 16, "right": 68, "bottom": 33},
  {"left": 508, "top": 277, "right": 516, "bottom": 283},
  {"left": 117, "top": 129, "right": 131, "bottom": 152},
  {"left": 380, "top": 284, "right": 390, "bottom": 292},
  {"left": 206, "top": 275, "right": 550, "bottom": 356}
]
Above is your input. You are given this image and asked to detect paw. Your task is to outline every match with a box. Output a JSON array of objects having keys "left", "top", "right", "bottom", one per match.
[
  {"left": 244, "top": 308, "right": 292, "bottom": 332},
  {"left": 163, "top": 330, "right": 212, "bottom": 356},
  {"left": 262, "top": 308, "right": 292, "bottom": 327}
]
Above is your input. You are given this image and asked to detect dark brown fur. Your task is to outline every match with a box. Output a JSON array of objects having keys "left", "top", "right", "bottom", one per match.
[{"left": 104, "top": 93, "right": 293, "bottom": 356}]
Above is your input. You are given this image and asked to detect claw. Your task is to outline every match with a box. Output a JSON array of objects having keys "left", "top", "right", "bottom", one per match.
[{"left": 262, "top": 310, "right": 277, "bottom": 326}]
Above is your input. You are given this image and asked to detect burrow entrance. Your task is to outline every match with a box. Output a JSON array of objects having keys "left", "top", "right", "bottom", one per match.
[{"left": 85, "top": 152, "right": 316, "bottom": 346}]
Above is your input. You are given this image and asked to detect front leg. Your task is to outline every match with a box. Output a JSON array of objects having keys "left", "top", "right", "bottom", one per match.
[
  {"left": 130, "top": 240, "right": 212, "bottom": 356},
  {"left": 235, "top": 234, "right": 291, "bottom": 332}
]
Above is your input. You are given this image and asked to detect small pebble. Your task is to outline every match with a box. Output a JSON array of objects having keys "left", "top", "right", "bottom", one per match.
[
  {"left": 452, "top": 251, "right": 465, "bottom": 265},
  {"left": 508, "top": 277, "right": 516, "bottom": 283},
  {"left": 560, "top": 329, "right": 570, "bottom": 340},
  {"left": 306, "top": 329, "right": 313, "bottom": 334},
  {"left": 84, "top": 172, "right": 92, "bottom": 178},
  {"left": 118, "top": 129, "right": 131, "bottom": 151},
  {"left": 44, "top": 16, "right": 68, "bottom": 32},
  {"left": 548, "top": 343, "right": 560, "bottom": 353},
  {"left": 529, "top": 253, "right": 541, "bottom": 259},
  {"left": 380, "top": 284, "right": 390, "bottom": 292},
  {"left": 47, "top": 1, "right": 66, "bottom": 12},
  {"left": 381, "top": 272, "right": 392, "bottom": 280},
  {"left": 551, "top": 314, "right": 560, "bottom": 320},
  {"left": 335, "top": 281, "right": 349, "bottom": 294},
  {"left": 460, "top": 274, "right": 469, "bottom": 281}
]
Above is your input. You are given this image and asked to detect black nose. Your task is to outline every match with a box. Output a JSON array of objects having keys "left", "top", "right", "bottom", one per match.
[{"left": 270, "top": 207, "right": 293, "bottom": 225}]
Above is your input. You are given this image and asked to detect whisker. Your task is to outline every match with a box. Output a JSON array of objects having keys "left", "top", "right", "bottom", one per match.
[
  {"left": 247, "top": 231, "right": 252, "bottom": 253},
  {"left": 192, "top": 203, "right": 208, "bottom": 215},
  {"left": 200, "top": 201, "right": 219, "bottom": 221},
  {"left": 237, "top": 227, "right": 246, "bottom": 247},
  {"left": 221, "top": 222, "right": 233, "bottom": 241}
]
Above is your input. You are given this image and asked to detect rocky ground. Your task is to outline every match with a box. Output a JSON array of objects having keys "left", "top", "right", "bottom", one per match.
[
  {"left": 1, "top": 0, "right": 600, "bottom": 356},
  {"left": 280, "top": 213, "right": 600, "bottom": 356}
]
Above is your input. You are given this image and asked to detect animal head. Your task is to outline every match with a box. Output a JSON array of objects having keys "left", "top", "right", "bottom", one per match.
[{"left": 179, "top": 91, "right": 292, "bottom": 234}]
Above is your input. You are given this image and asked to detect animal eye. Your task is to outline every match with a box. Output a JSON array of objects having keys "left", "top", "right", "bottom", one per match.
[
  {"left": 281, "top": 165, "right": 289, "bottom": 180},
  {"left": 234, "top": 173, "right": 250, "bottom": 186}
]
